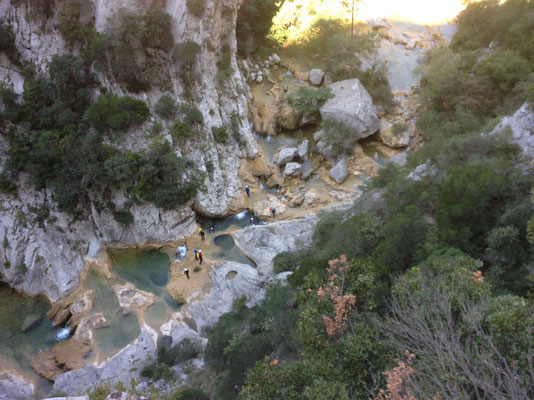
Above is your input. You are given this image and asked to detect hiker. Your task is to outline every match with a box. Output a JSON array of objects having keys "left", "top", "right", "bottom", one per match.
[
  {"left": 199, "top": 250, "right": 203, "bottom": 265},
  {"left": 184, "top": 268, "right": 190, "bottom": 279},
  {"left": 200, "top": 228, "right": 205, "bottom": 241},
  {"left": 270, "top": 207, "right": 276, "bottom": 218},
  {"left": 194, "top": 249, "right": 199, "bottom": 260},
  {"left": 245, "top": 185, "right": 250, "bottom": 197}
]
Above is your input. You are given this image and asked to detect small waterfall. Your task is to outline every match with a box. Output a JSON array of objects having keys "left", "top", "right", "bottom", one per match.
[
  {"left": 235, "top": 210, "right": 248, "bottom": 220},
  {"left": 175, "top": 244, "right": 187, "bottom": 261},
  {"left": 55, "top": 326, "right": 71, "bottom": 342}
]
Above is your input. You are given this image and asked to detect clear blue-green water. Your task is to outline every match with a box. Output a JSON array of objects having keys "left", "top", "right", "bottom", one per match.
[
  {"left": 0, "top": 283, "right": 67, "bottom": 396},
  {"left": 198, "top": 209, "right": 265, "bottom": 234},
  {"left": 205, "top": 234, "right": 256, "bottom": 268}
]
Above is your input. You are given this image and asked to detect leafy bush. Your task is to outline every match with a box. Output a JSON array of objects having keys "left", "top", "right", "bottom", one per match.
[
  {"left": 180, "top": 103, "right": 204, "bottom": 126},
  {"left": 211, "top": 126, "right": 228, "bottom": 143},
  {"left": 273, "top": 251, "right": 301, "bottom": 273},
  {"left": 173, "top": 41, "right": 201, "bottom": 66},
  {"left": 179, "top": 389, "right": 210, "bottom": 400},
  {"left": 0, "top": 19, "right": 20, "bottom": 65},
  {"left": 171, "top": 120, "right": 195, "bottom": 141},
  {"left": 0, "top": 173, "right": 16, "bottom": 193},
  {"left": 16, "top": 262, "right": 27, "bottom": 273},
  {"left": 217, "top": 44, "right": 233, "bottom": 83},
  {"left": 475, "top": 50, "right": 530, "bottom": 92},
  {"left": 56, "top": 1, "right": 95, "bottom": 49},
  {"left": 186, "top": 0, "right": 206, "bottom": 18},
  {"left": 236, "top": 0, "right": 281, "bottom": 56},
  {"left": 113, "top": 209, "right": 134, "bottom": 226},
  {"left": 288, "top": 87, "right": 333, "bottom": 118},
  {"left": 154, "top": 94, "right": 178, "bottom": 120},
  {"left": 85, "top": 95, "right": 149, "bottom": 133}
]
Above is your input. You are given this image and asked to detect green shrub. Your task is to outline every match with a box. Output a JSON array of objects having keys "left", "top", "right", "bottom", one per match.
[
  {"left": 113, "top": 209, "right": 134, "bottom": 226},
  {"left": 171, "top": 120, "right": 195, "bottom": 141},
  {"left": 186, "top": 0, "right": 206, "bottom": 18},
  {"left": 56, "top": 2, "right": 95, "bottom": 49},
  {"left": 288, "top": 87, "right": 333, "bottom": 117},
  {"left": 3, "top": 261, "right": 11, "bottom": 269},
  {"left": 217, "top": 44, "right": 233, "bottom": 83},
  {"left": 154, "top": 95, "right": 178, "bottom": 120},
  {"left": 174, "top": 294, "right": 186, "bottom": 305},
  {"left": 0, "top": 174, "right": 16, "bottom": 194},
  {"left": 0, "top": 19, "right": 20, "bottom": 65},
  {"left": 86, "top": 383, "right": 111, "bottom": 400},
  {"left": 526, "top": 83, "right": 534, "bottom": 104},
  {"left": 181, "top": 103, "right": 204, "bottom": 126},
  {"left": 173, "top": 41, "right": 201, "bottom": 66},
  {"left": 273, "top": 251, "right": 301, "bottom": 273},
  {"left": 16, "top": 262, "right": 27, "bottom": 273},
  {"left": 475, "top": 50, "right": 530, "bottom": 92},
  {"left": 236, "top": 0, "right": 281, "bottom": 57},
  {"left": 179, "top": 389, "right": 210, "bottom": 400},
  {"left": 85, "top": 95, "right": 150, "bottom": 133},
  {"left": 212, "top": 126, "right": 229, "bottom": 143}
]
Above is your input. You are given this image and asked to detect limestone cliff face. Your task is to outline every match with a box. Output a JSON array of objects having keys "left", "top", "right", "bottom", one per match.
[{"left": 0, "top": 0, "right": 256, "bottom": 301}]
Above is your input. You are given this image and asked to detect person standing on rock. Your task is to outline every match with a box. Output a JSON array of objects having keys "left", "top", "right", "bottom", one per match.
[
  {"left": 270, "top": 207, "right": 276, "bottom": 218},
  {"left": 200, "top": 228, "right": 205, "bottom": 241},
  {"left": 194, "top": 249, "right": 198, "bottom": 261},
  {"left": 245, "top": 185, "right": 250, "bottom": 197},
  {"left": 184, "top": 268, "right": 190, "bottom": 279},
  {"left": 199, "top": 250, "right": 203, "bottom": 265}
]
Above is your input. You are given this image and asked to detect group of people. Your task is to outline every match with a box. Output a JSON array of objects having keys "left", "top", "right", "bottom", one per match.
[
  {"left": 183, "top": 228, "right": 207, "bottom": 279},
  {"left": 184, "top": 185, "right": 277, "bottom": 280}
]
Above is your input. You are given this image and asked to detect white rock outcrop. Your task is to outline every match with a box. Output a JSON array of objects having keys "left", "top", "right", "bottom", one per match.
[{"left": 0, "top": 371, "right": 34, "bottom": 400}]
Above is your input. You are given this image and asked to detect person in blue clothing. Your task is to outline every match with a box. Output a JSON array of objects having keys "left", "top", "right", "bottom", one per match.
[{"left": 245, "top": 185, "right": 250, "bottom": 197}]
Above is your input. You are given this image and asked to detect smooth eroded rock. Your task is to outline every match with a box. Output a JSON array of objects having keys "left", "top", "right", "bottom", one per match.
[
  {"left": 277, "top": 147, "right": 298, "bottom": 164},
  {"left": 309, "top": 69, "right": 325, "bottom": 86},
  {"left": 320, "top": 79, "right": 380, "bottom": 141},
  {"left": 297, "top": 140, "right": 309, "bottom": 159},
  {"left": 330, "top": 158, "right": 348, "bottom": 184},
  {"left": 284, "top": 162, "right": 302, "bottom": 177}
]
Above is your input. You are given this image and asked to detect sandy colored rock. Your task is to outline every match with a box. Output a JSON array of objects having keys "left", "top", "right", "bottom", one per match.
[
  {"left": 252, "top": 195, "right": 287, "bottom": 218},
  {"left": 278, "top": 105, "right": 301, "bottom": 130},
  {"left": 112, "top": 284, "right": 156, "bottom": 314},
  {"left": 250, "top": 102, "right": 279, "bottom": 136}
]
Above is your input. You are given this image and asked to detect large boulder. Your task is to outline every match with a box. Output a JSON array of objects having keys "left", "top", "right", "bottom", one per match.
[
  {"left": 309, "top": 69, "right": 325, "bottom": 86},
  {"left": 276, "top": 147, "right": 298, "bottom": 164},
  {"left": 284, "top": 162, "right": 302, "bottom": 177},
  {"left": 297, "top": 140, "right": 309, "bottom": 159},
  {"left": 320, "top": 79, "right": 380, "bottom": 141},
  {"left": 278, "top": 105, "right": 301, "bottom": 130},
  {"left": 252, "top": 195, "right": 286, "bottom": 218},
  {"left": 330, "top": 158, "right": 348, "bottom": 184},
  {"left": 378, "top": 119, "right": 411, "bottom": 148},
  {"left": 0, "top": 371, "right": 34, "bottom": 400}
]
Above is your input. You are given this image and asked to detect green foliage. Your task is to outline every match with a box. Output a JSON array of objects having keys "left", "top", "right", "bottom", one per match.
[
  {"left": 474, "top": 50, "right": 530, "bottom": 92},
  {"left": 272, "top": 251, "right": 302, "bottom": 273},
  {"left": 206, "top": 285, "right": 298, "bottom": 399},
  {"left": 85, "top": 95, "right": 149, "bottom": 133},
  {"left": 171, "top": 120, "right": 195, "bottom": 141},
  {"left": 186, "top": 0, "right": 206, "bottom": 18},
  {"left": 173, "top": 41, "right": 201, "bottom": 66},
  {"left": 526, "top": 83, "right": 534, "bottom": 103},
  {"left": 86, "top": 383, "right": 111, "bottom": 400},
  {"left": 180, "top": 103, "right": 204, "bottom": 126},
  {"left": 437, "top": 165, "right": 521, "bottom": 255},
  {"left": 15, "top": 262, "right": 27, "bottom": 273},
  {"left": 289, "top": 87, "right": 333, "bottom": 118},
  {"left": 56, "top": 1, "right": 95, "bottom": 49},
  {"left": 211, "top": 126, "right": 229, "bottom": 143},
  {"left": 3, "top": 261, "right": 11, "bottom": 269},
  {"left": 0, "top": 19, "right": 20, "bottom": 65},
  {"left": 236, "top": 0, "right": 281, "bottom": 56},
  {"left": 320, "top": 119, "right": 353, "bottom": 155},
  {"left": 154, "top": 95, "right": 178, "bottom": 120},
  {"left": 0, "top": 173, "right": 16, "bottom": 193},
  {"left": 217, "top": 44, "right": 233, "bottom": 83},
  {"left": 113, "top": 209, "right": 134, "bottom": 226},
  {"left": 179, "top": 389, "right": 210, "bottom": 400}
]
